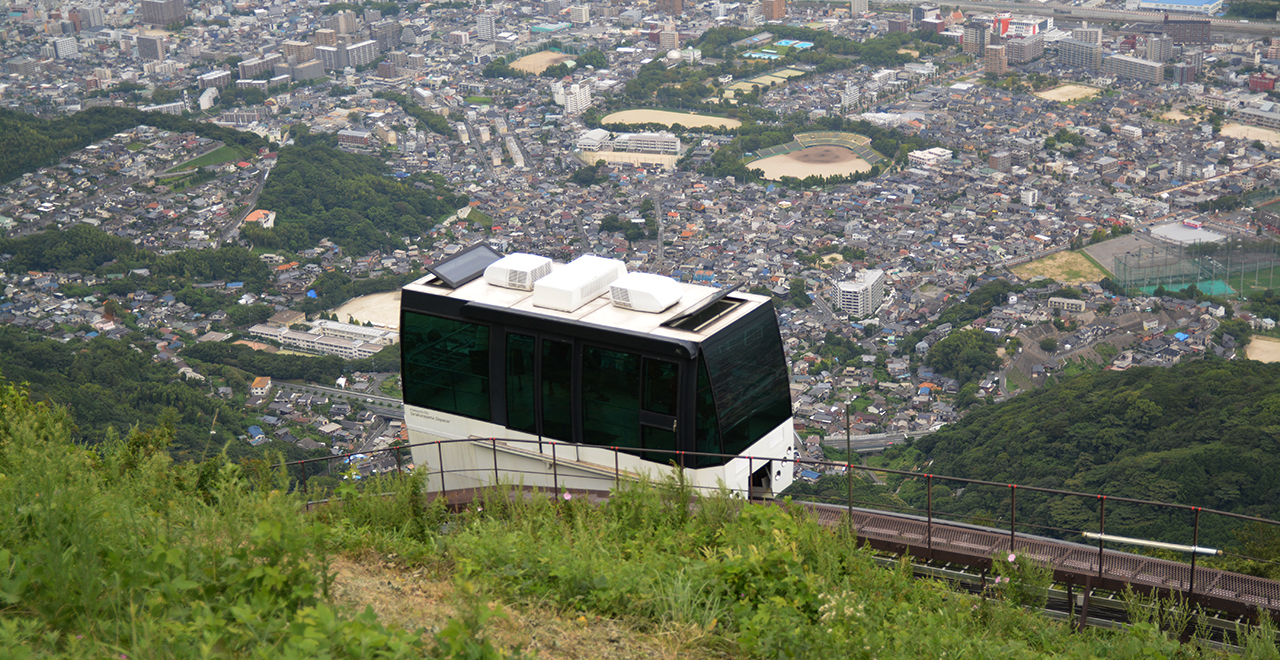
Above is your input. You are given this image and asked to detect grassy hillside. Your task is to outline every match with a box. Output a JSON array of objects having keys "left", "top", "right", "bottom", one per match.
[
  {"left": 911, "top": 359, "right": 1280, "bottom": 549},
  {"left": 3, "top": 381, "right": 1277, "bottom": 658}
]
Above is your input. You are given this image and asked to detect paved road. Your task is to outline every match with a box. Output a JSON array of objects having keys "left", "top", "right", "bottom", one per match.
[
  {"left": 276, "top": 381, "right": 404, "bottom": 408},
  {"left": 817, "top": 428, "right": 940, "bottom": 454}
]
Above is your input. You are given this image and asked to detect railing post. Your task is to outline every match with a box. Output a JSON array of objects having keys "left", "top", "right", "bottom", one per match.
[
  {"left": 437, "top": 441, "right": 445, "bottom": 497},
  {"left": 1188, "top": 507, "right": 1201, "bottom": 601},
  {"left": 847, "top": 460, "right": 854, "bottom": 536},
  {"left": 748, "top": 456, "right": 753, "bottom": 500},
  {"left": 551, "top": 442, "right": 559, "bottom": 492},
  {"left": 300, "top": 460, "right": 308, "bottom": 499},
  {"left": 394, "top": 445, "right": 402, "bottom": 473},
  {"left": 1078, "top": 578, "right": 1093, "bottom": 632},
  {"left": 1009, "top": 484, "right": 1017, "bottom": 553},
  {"left": 1097, "top": 495, "right": 1106, "bottom": 579},
  {"left": 926, "top": 473, "right": 933, "bottom": 555},
  {"left": 614, "top": 447, "right": 619, "bottom": 490},
  {"left": 492, "top": 437, "right": 499, "bottom": 486}
]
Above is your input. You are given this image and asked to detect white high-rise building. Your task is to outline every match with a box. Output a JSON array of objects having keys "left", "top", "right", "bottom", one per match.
[
  {"left": 837, "top": 269, "right": 886, "bottom": 318},
  {"left": 551, "top": 81, "right": 592, "bottom": 114},
  {"left": 476, "top": 13, "right": 496, "bottom": 41},
  {"left": 1021, "top": 189, "right": 1039, "bottom": 206},
  {"left": 569, "top": 5, "right": 590, "bottom": 23},
  {"left": 52, "top": 36, "right": 78, "bottom": 59},
  {"left": 841, "top": 81, "right": 861, "bottom": 108},
  {"left": 851, "top": 0, "right": 868, "bottom": 13}
]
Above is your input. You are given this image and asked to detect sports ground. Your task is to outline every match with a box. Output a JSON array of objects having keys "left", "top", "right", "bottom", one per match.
[{"left": 748, "top": 132, "right": 882, "bottom": 180}]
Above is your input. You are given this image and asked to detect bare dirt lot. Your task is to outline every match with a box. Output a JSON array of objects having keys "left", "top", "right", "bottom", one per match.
[
  {"left": 1033, "top": 84, "right": 1102, "bottom": 103},
  {"left": 1082, "top": 234, "right": 1154, "bottom": 278},
  {"left": 1161, "top": 110, "right": 1192, "bottom": 121},
  {"left": 332, "top": 291, "right": 401, "bottom": 330},
  {"left": 1246, "top": 336, "right": 1280, "bottom": 363},
  {"left": 511, "top": 51, "right": 574, "bottom": 74},
  {"left": 1011, "top": 251, "right": 1109, "bottom": 285},
  {"left": 600, "top": 109, "right": 742, "bottom": 129},
  {"left": 1221, "top": 123, "right": 1280, "bottom": 144},
  {"left": 749, "top": 146, "right": 872, "bottom": 180},
  {"left": 330, "top": 556, "right": 688, "bottom": 659}
]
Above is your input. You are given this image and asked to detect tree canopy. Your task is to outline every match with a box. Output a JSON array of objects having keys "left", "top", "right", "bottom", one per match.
[
  {"left": 925, "top": 329, "right": 1001, "bottom": 386},
  {"left": 0, "top": 328, "right": 311, "bottom": 463},
  {"left": 911, "top": 359, "right": 1280, "bottom": 547},
  {"left": 253, "top": 140, "right": 466, "bottom": 254},
  {"left": 0, "top": 225, "right": 271, "bottom": 292}
]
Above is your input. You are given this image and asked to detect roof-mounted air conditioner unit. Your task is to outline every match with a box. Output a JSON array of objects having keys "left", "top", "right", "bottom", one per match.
[
  {"left": 610, "top": 272, "right": 682, "bottom": 313},
  {"left": 483, "top": 253, "right": 553, "bottom": 291},
  {"left": 532, "top": 255, "right": 626, "bottom": 312}
]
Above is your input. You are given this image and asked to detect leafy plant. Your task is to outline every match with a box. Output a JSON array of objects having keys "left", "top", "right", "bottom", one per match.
[{"left": 990, "top": 551, "right": 1052, "bottom": 610}]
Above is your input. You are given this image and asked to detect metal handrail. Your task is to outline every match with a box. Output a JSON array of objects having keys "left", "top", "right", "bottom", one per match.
[
  {"left": 272, "top": 435, "right": 1280, "bottom": 530},
  {"left": 269, "top": 433, "right": 1280, "bottom": 620}
]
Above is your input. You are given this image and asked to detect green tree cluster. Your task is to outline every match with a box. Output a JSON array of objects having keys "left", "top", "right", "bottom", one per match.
[
  {"left": 788, "top": 278, "right": 812, "bottom": 308},
  {"left": 0, "top": 328, "right": 307, "bottom": 463},
  {"left": 296, "top": 270, "right": 422, "bottom": 316},
  {"left": 912, "top": 359, "right": 1280, "bottom": 548},
  {"left": 482, "top": 59, "right": 526, "bottom": 79},
  {"left": 374, "top": 92, "right": 457, "bottom": 138},
  {"left": 252, "top": 140, "right": 466, "bottom": 254},
  {"left": 0, "top": 225, "right": 272, "bottom": 294},
  {"left": 816, "top": 330, "right": 864, "bottom": 364},
  {"left": 577, "top": 49, "right": 608, "bottom": 69},
  {"left": 900, "top": 281, "right": 1022, "bottom": 352},
  {"left": 599, "top": 213, "right": 656, "bottom": 242},
  {"left": 926, "top": 329, "right": 1001, "bottom": 386},
  {"left": 1043, "top": 129, "right": 1086, "bottom": 150},
  {"left": 568, "top": 163, "right": 610, "bottom": 187},
  {"left": 1196, "top": 195, "right": 1245, "bottom": 213},
  {"left": 784, "top": 472, "right": 904, "bottom": 510},
  {"left": 1248, "top": 288, "right": 1280, "bottom": 322},
  {"left": 1225, "top": 0, "right": 1280, "bottom": 18}
]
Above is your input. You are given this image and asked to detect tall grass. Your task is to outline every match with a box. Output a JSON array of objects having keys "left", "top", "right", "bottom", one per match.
[
  {"left": 4, "top": 375, "right": 1280, "bottom": 659},
  {"left": 0, "top": 383, "right": 503, "bottom": 658},
  {"left": 326, "top": 466, "right": 1280, "bottom": 659}
]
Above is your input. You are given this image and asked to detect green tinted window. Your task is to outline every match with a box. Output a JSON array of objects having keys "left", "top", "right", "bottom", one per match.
[
  {"left": 506, "top": 333, "right": 536, "bottom": 434},
  {"left": 541, "top": 339, "right": 573, "bottom": 441},
  {"left": 642, "top": 425, "right": 678, "bottom": 465},
  {"left": 402, "top": 312, "right": 490, "bottom": 420},
  {"left": 642, "top": 360, "right": 678, "bottom": 415},
  {"left": 695, "top": 358, "right": 722, "bottom": 467},
  {"left": 582, "top": 347, "right": 640, "bottom": 450},
  {"left": 702, "top": 305, "right": 791, "bottom": 456}
]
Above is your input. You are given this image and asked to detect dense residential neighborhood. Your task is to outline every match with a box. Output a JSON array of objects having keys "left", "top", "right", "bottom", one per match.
[{"left": 5, "top": 0, "right": 1280, "bottom": 470}]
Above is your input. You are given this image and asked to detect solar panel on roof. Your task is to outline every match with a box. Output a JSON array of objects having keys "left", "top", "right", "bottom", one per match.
[{"left": 426, "top": 243, "right": 503, "bottom": 289}]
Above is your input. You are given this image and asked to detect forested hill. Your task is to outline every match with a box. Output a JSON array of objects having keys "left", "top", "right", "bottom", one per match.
[
  {"left": 906, "top": 360, "right": 1280, "bottom": 546},
  {"left": 249, "top": 135, "right": 467, "bottom": 254},
  {"left": 0, "top": 107, "right": 269, "bottom": 184}
]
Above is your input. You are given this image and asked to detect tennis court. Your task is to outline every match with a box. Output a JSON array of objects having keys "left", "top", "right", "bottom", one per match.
[{"left": 1139, "top": 279, "right": 1235, "bottom": 296}]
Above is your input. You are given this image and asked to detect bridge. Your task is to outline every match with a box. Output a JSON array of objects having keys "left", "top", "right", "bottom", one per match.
[{"left": 279, "top": 437, "right": 1280, "bottom": 626}]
